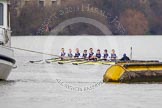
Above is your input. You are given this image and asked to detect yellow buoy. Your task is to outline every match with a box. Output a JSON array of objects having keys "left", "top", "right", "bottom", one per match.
[{"left": 103, "top": 62, "right": 162, "bottom": 83}]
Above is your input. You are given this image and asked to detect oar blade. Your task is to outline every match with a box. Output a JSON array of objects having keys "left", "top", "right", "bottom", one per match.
[
  {"left": 72, "top": 63, "right": 79, "bottom": 65},
  {"left": 58, "top": 62, "right": 64, "bottom": 64},
  {"left": 29, "top": 61, "right": 34, "bottom": 63},
  {"left": 29, "top": 60, "right": 42, "bottom": 63}
]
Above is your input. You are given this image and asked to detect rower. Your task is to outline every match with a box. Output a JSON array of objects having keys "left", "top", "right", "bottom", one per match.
[
  {"left": 82, "top": 50, "right": 88, "bottom": 59},
  {"left": 103, "top": 49, "right": 109, "bottom": 61},
  {"left": 60, "top": 48, "right": 66, "bottom": 60},
  {"left": 68, "top": 49, "right": 73, "bottom": 58},
  {"left": 95, "top": 49, "right": 101, "bottom": 59},
  {"left": 88, "top": 48, "right": 95, "bottom": 60},
  {"left": 111, "top": 49, "right": 117, "bottom": 62},
  {"left": 74, "top": 48, "right": 81, "bottom": 58}
]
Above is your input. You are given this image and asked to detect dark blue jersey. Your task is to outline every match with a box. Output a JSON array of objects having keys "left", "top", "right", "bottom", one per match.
[
  {"left": 68, "top": 53, "right": 73, "bottom": 58},
  {"left": 61, "top": 52, "right": 66, "bottom": 57},
  {"left": 120, "top": 56, "right": 130, "bottom": 61},
  {"left": 88, "top": 52, "right": 94, "bottom": 58},
  {"left": 103, "top": 53, "right": 109, "bottom": 59},
  {"left": 74, "top": 53, "right": 80, "bottom": 58},
  {"left": 96, "top": 53, "right": 101, "bottom": 58},
  {"left": 83, "top": 53, "right": 87, "bottom": 58},
  {"left": 111, "top": 53, "right": 117, "bottom": 59}
]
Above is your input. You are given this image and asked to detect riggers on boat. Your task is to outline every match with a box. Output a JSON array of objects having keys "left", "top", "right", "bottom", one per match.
[{"left": 103, "top": 62, "right": 162, "bottom": 83}]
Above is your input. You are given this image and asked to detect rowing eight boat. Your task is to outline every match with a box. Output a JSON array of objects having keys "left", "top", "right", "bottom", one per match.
[
  {"left": 45, "top": 59, "right": 116, "bottom": 65},
  {"left": 31, "top": 58, "right": 159, "bottom": 66}
]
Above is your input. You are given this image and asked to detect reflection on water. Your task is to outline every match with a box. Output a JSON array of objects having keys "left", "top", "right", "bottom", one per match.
[{"left": 0, "top": 80, "right": 16, "bottom": 86}]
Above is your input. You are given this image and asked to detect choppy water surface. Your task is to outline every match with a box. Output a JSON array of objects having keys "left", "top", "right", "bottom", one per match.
[
  {"left": 1, "top": 36, "right": 162, "bottom": 108},
  {"left": 0, "top": 56, "right": 162, "bottom": 108}
]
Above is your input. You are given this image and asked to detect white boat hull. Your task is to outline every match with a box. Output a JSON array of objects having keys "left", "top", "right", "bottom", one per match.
[
  {"left": 0, "top": 60, "right": 13, "bottom": 80},
  {"left": 0, "top": 0, "right": 15, "bottom": 80},
  {"left": 0, "top": 46, "right": 15, "bottom": 80}
]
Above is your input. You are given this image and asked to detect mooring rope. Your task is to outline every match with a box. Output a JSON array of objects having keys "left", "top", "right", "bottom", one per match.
[{"left": 11, "top": 46, "right": 60, "bottom": 57}]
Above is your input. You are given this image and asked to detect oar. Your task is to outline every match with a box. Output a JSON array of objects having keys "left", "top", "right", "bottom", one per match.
[
  {"left": 29, "top": 60, "right": 43, "bottom": 63},
  {"left": 58, "top": 60, "right": 75, "bottom": 64},
  {"left": 101, "top": 61, "right": 116, "bottom": 65},
  {"left": 72, "top": 59, "right": 105, "bottom": 65},
  {"left": 10, "top": 46, "right": 65, "bottom": 63},
  {"left": 29, "top": 58, "right": 59, "bottom": 63},
  {"left": 58, "top": 58, "right": 85, "bottom": 65},
  {"left": 11, "top": 47, "right": 60, "bottom": 57},
  {"left": 45, "top": 58, "right": 61, "bottom": 64}
]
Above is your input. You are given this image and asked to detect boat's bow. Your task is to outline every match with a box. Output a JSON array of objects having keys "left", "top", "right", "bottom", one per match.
[{"left": 0, "top": 45, "right": 15, "bottom": 80}]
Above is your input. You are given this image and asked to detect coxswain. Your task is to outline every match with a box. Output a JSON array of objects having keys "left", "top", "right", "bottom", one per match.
[{"left": 120, "top": 53, "right": 130, "bottom": 62}]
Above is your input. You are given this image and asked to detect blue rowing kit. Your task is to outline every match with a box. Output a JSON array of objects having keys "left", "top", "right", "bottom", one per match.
[
  {"left": 60, "top": 51, "right": 117, "bottom": 60},
  {"left": 61, "top": 52, "right": 66, "bottom": 57},
  {"left": 83, "top": 53, "right": 88, "bottom": 58},
  {"left": 68, "top": 53, "right": 73, "bottom": 58},
  {"left": 111, "top": 53, "right": 117, "bottom": 62},
  {"left": 74, "top": 53, "right": 80, "bottom": 58},
  {"left": 88, "top": 52, "right": 94, "bottom": 58},
  {"left": 103, "top": 53, "right": 109, "bottom": 59},
  {"left": 96, "top": 53, "right": 101, "bottom": 58},
  {"left": 111, "top": 53, "right": 117, "bottom": 59}
]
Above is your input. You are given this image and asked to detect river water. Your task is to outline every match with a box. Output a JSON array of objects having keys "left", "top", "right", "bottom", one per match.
[{"left": 0, "top": 36, "right": 162, "bottom": 108}]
